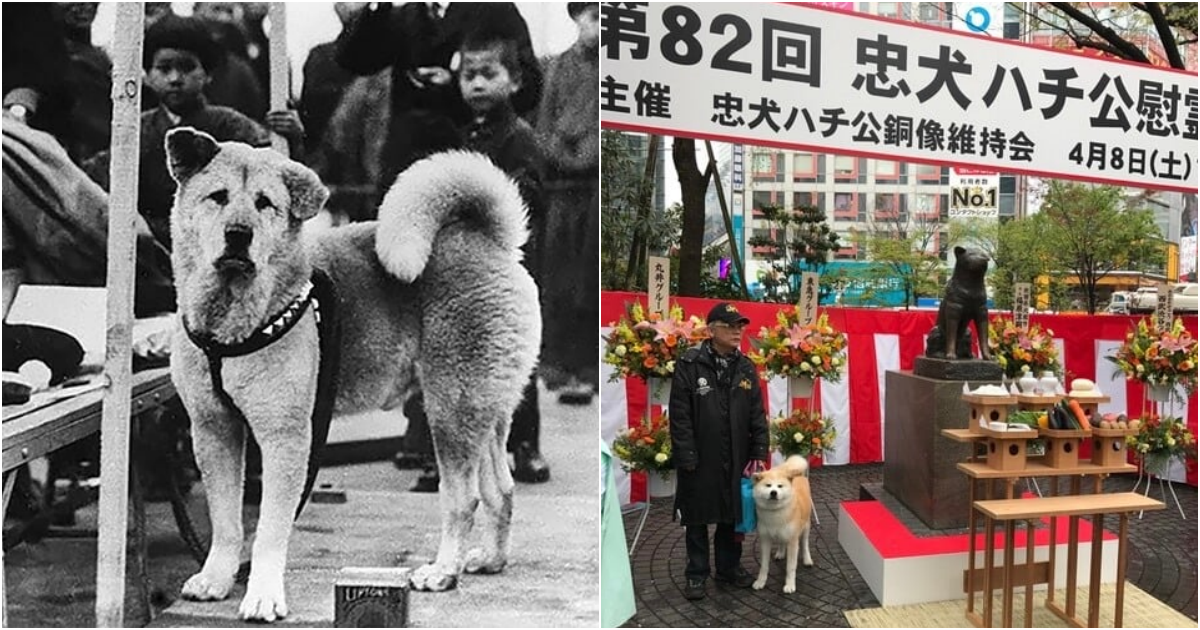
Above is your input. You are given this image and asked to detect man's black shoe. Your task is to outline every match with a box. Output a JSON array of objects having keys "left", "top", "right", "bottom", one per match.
[
  {"left": 683, "top": 577, "right": 706, "bottom": 600},
  {"left": 409, "top": 469, "right": 439, "bottom": 493},
  {"left": 512, "top": 442, "right": 551, "bottom": 483},
  {"left": 715, "top": 567, "right": 756, "bottom": 588}
]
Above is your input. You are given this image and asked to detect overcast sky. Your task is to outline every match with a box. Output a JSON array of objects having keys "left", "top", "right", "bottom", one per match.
[{"left": 94, "top": 3, "right": 580, "bottom": 95}]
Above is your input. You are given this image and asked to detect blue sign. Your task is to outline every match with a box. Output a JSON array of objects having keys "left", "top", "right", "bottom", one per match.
[{"left": 964, "top": 6, "right": 991, "bottom": 33}]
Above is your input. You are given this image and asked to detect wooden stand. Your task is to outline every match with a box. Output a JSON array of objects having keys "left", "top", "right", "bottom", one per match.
[
  {"left": 1039, "top": 428, "right": 1090, "bottom": 469},
  {"left": 963, "top": 394, "right": 1018, "bottom": 434},
  {"left": 973, "top": 493, "right": 1163, "bottom": 628},
  {"left": 1015, "top": 393, "right": 1062, "bottom": 411},
  {"left": 981, "top": 426, "right": 1037, "bottom": 471},
  {"left": 1091, "top": 427, "right": 1136, "bottom": 468},
  {"left": 1067, "top": 394, "right": 1110, "bottom": 427}
]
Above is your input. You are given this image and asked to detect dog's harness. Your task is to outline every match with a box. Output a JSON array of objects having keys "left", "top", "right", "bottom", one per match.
[{"left": 183, "top": 268, "right": 340, "bottom": 520}]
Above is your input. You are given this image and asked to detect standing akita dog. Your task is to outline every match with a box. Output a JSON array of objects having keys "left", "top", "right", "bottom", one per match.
[
  {"left": 166, "top": 128, "right": 540, "bottom": 622},
  {"left": 750, "top": 455, "right": 814, "bottom": 594}
]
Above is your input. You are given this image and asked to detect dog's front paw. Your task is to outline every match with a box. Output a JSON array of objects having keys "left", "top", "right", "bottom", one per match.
[
  {"left": 463, "top": 548, "right": 506, "bottom": 575},
  {"left": 181, "top": 571, "right": 234, "bottom": 601},
  {"left": 752, "top": 578, "right": 767, "bottom": 590},
  {"left": 411, "top": 563, "right": 459, "bottom": 591},
  {"left": 783, "top": 582, "right": 796, "bottom": 594},
  {"left": 239, "top": 578, "right": 288, "bottom": 623}
]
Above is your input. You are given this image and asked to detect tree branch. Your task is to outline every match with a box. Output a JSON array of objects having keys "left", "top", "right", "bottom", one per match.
[
  {"left": 1143, "top": 2, "right": 1186, "bottom": 68},
  {"left": 1049, "top": 2, "right": 1152, "bottom": 63}
]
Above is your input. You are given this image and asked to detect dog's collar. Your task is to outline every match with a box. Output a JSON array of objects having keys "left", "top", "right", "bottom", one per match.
[{"left": 184, "top": 279, "right": 317, "bottom": 359}]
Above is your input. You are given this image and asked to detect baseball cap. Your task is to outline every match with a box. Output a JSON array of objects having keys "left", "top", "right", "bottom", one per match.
[{"left": 706, "top": 303, "right": 750, "bottom": 326}]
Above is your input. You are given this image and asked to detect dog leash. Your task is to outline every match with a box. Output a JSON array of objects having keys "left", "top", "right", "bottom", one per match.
[{"left": 182, "top": 268, "right": 340, "bottom": 521}]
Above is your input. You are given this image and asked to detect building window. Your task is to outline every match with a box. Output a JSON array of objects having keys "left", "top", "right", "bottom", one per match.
[
  {"left": 912, "top": 193, "right": 939, "bottom": 220},
  {"left": 874, "top": 159, "right": 900, "bottom": 182},
  {"left": 915, "top": 162, "right": 941, "bottom": 182},
  {"left": 793, "top": 191, "right": 825, "bottom": 213},
  {"left": 834, "top": 155, "right": 858, "bottom": 181},
  {"left": 874, "top": 193, "right": 901, "bottom": 221},
  {"left": 752, "top": 190, "right": 783, "bottom": 216},
  {"left": 834, "top": 192, "right": 861, "bottom": 221}
]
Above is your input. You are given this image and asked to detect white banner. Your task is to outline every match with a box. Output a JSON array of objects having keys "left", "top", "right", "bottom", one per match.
[{"left": 600, "top": 3, "right": 1197, "bottom": 192}]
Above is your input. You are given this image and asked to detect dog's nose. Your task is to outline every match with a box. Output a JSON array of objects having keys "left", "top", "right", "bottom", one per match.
[
  {"left": 224, "top": 225, "right": 253, "bottom": 252},
  {"left": 769, "top": 490, "right": 777, "bottom": 500}
]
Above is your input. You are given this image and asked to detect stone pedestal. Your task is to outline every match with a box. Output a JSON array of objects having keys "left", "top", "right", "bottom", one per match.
[{"left": 883, "top": 370, "right": 1002, "bottom": 530}]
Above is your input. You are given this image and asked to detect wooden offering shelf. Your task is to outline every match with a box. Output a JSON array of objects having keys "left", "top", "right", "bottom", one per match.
[
  {"left": 1091, "top": 427, "right": 1137, "bottom": 468},
  {"left": 963, "top": 394, "right": 1018, "bottom": 434},
  {"left": 1038, "top": 428, "right": 1091, "bottom": 469},
  {"left": 981, "top": 426, "right": 1037, "bottom": 471},
  {"left": 1015, "top": 393, "right": 1062, "bottom": 409}
]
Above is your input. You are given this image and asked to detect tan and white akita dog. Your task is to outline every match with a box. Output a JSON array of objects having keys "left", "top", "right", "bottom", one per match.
[
  {"left": 750, "top": 455, "right": 814, "bottom": 594},
  {"left": 166, "top": 127, "right": 540, "bottom": 622}
]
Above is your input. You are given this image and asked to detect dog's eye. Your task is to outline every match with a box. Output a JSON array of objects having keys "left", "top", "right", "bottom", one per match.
[
  {"left": 255, "top": 195, "right": 275, "bottom": 211},
  {"left": 208, "top": 190, "right": 229, "bottom": 205}
]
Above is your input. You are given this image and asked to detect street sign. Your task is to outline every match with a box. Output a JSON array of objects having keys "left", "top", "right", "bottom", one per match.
[{"left": 600, "top": 3, "right": 1196, "bottom": 192}]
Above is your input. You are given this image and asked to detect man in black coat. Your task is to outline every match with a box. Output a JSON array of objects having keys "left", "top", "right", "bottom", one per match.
[{"left": 670, "top": 302, "right": 770, "bottom": 601}]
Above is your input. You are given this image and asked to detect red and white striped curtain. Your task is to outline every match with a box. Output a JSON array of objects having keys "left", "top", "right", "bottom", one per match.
[{"left": 601, "top": 292, "right": 1199, "bottom": 506}]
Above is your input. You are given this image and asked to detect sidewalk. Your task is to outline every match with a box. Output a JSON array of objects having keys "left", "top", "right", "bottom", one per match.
[
  {"left": 3, "top": 386, "right": 599, "bottom": 627},
  {"left": 619, "top": 463, "right": 1197, "bottom": 627}
]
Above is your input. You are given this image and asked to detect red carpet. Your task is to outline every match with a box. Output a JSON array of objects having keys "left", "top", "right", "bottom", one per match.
[{"left": 843, "top": 499, "right": 1118, "bottom": 559}]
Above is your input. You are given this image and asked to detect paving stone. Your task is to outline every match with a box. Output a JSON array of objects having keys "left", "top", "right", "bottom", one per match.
[{"left": 621, "top": 463, "right": 1197, "bottom": 627}]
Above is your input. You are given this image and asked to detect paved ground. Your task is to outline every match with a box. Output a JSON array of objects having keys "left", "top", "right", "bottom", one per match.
[
  {"left": 618, "top": 463, "right": 1198, "bottom": 628},
  {"left": 4, "top": 385, "right": 599, "bottom": 627}
]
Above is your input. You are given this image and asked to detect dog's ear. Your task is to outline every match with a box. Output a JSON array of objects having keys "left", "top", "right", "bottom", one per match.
[
  {"left": 281, "top": 161, "right": 329, "bottom": 221},
  {"left": 165, "top": 127, "right": 220, "bottom": 183},
  {"left": 954, "top": 245, "right": 966, "bottom": 258},
  {"left": 751, "top": 472, "right": 764, "bottom": 483}
]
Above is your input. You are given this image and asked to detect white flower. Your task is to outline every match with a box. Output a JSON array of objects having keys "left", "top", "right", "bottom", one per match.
[
  {"left": 831, "top": 357, "right": 841, "bottom": 367},
  {"left": 654, "top": 452, "right": 668, "bottom": 464},
  {"left": 1167, "top": 436, "right": 1176, "bottom": 447},
  {"left": 1136, "top": 364, "right": 1144, "bottom": 373},
  {"left": 666, "top": 360, "right": 676, "bottom": 373},
  {"left": 800, "top": 362, "right": 812, "bottom": 372},
  {"left": 615, "top": 345, "right": 627, "bottom": 357},
  {"left": 793, "top": 432, "right": 804, "bottom": 443}
]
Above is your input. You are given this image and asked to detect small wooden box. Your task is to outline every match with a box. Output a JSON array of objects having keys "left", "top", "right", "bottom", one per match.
[
  {"left": 963, "top": 394, "right": 1017, "bottom": 434},
  {"left": 1091, "top": 427, "right": 1135, "bottom": 468},
  {"left": 1016, "top": 393, "right": 1062, "bottom": 411},
  {"left": 1039, "top": 428, "right": 1090, "bottom": 469},
  {"left": 982, "top": 426, "right": 1036, "bottom": 471},
  {"left": 335, "top": 567, "right": 410, "bottom": 628}
]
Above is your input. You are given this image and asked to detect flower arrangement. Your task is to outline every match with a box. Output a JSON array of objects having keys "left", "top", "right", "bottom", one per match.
[
  {"left": 1127, "top": 413, "right": 1197, "bottom": 473},
  {"left": 748, "top": 310, "right": 847, "bottom": 382},
  {"left": 1107, "top": 318, "right": 1198, "bottom": 393},
  {"left": 602, "top": 302, "right": 706, "bottom": 382},
  {"left": 987, "top": 317, "right": 1061, "bottom": 379},
  {"left": 769, "top": 409, "right": 836, "bottom": 458},
  {"left": 611, "top": 413, "right": 673, "bottom": 479}
]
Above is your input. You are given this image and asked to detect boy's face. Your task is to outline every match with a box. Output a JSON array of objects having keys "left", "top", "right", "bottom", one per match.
[
  {"left": 459, "top": 48, "right": 518, "bottom": 114},
  {"left": 575, "top": 6, "right": 599, "bottom": 47},
  {"left": 147, "top": 48, "right": 210, "bottom": 113}
]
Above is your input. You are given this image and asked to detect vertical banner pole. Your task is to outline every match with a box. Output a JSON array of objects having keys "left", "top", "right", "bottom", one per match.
[
  {"left": 1155, "top": 282, "right": 1173, "bottom": 332},
  {"left": 268, "top": 3, "right": 289, "bottom": 155},
  {"left": 1013, "top": 283, "right": 1032, "bottom": 330},
  {"left": 647, "top": 255, "right": 670, "bottom": 317},
  {"left": 96, "top": 4, "right": 144, "bottom": 627}
]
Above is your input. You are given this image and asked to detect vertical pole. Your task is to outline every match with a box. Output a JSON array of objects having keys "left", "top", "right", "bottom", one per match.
[
  {"left": 268, "top": 3, "right": 290, "bottom": 155},
  {"left": 96, "top": 3, "right": 144, "bottom": 627}
]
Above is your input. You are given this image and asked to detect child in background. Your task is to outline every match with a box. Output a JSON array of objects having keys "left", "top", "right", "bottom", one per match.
[
  {"left": 404, "top": 28, "right": 552, "bottom": 491},
  {"left": 87, "top": 15, "right": 304, "bottom": 251}
]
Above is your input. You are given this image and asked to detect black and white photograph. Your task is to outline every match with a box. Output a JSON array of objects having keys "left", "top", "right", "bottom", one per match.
[{"left": 2, "top": 2, "right": 599, "bottom": 626}]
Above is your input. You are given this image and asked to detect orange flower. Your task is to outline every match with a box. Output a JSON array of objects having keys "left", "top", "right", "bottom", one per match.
[{"left": 643, "top": 356, "right": 658, "bottom": 368}]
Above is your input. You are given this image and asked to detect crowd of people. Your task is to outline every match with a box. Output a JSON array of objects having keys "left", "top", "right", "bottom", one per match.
[{"left": 2, "top": 2, "right": 598, "bottom": 506}]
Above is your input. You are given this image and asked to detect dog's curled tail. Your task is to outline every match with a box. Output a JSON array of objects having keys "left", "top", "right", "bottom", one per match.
[
  {"left": 374, "top": 151, "right": 529, "bottom": 282},
  {"left": 784, "top": 455, "right": 810, "bottom": 477}
]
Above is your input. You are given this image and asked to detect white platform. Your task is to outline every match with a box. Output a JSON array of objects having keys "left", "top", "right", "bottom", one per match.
[{"left": 838, "top": 501, "right": 1119, "bottom": 606}]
